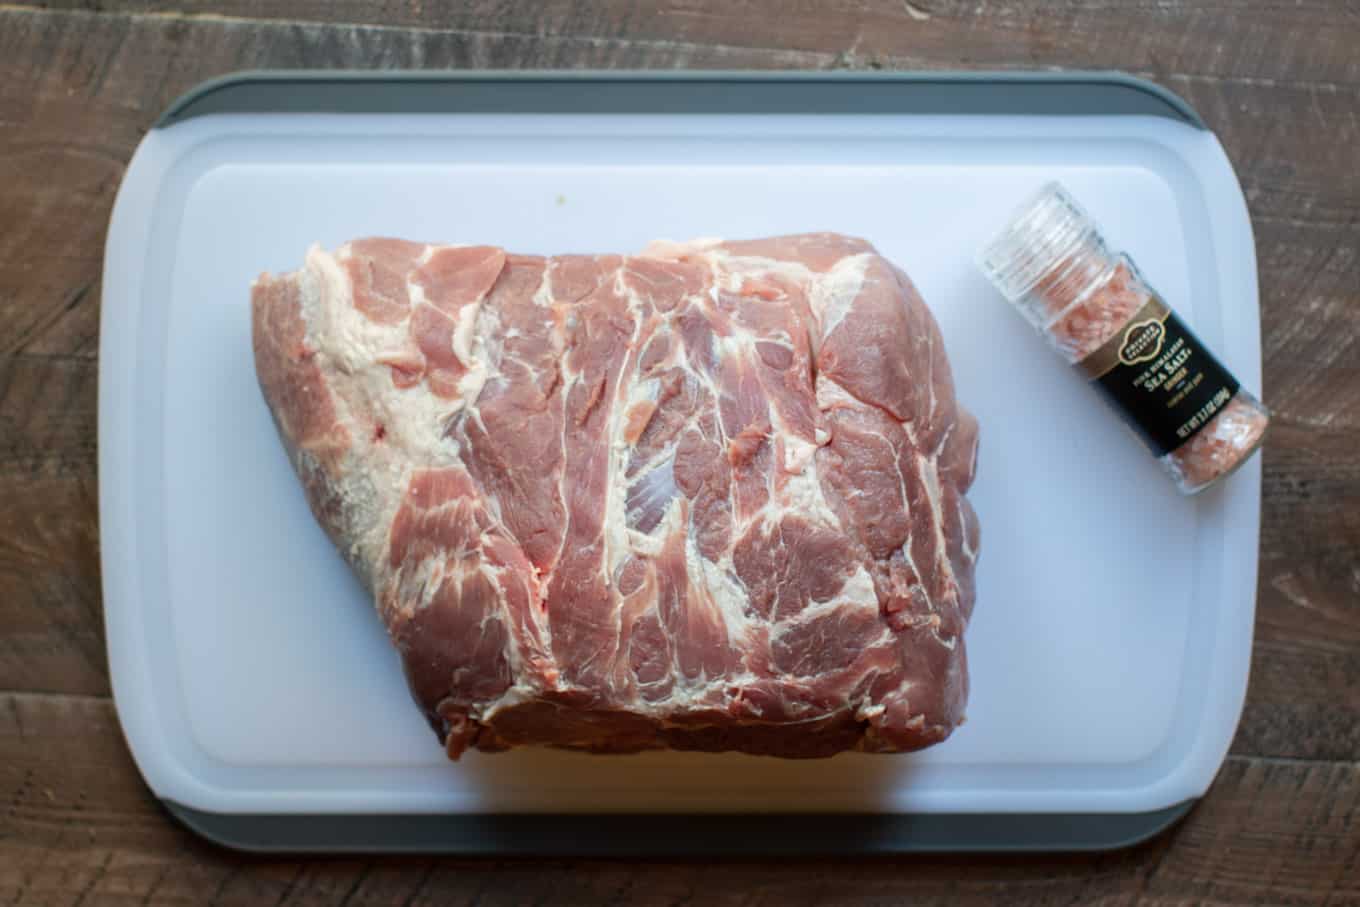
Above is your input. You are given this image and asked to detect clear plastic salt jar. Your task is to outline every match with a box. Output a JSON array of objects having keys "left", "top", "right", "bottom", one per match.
[{"left": 977, "top": 182, "right": 1269, "bottom": 494}]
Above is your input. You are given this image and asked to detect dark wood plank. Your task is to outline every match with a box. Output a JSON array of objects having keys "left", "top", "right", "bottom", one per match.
[
  {"left": 0, "top": 355, "right": 104, "bottom": 696},
  {"left": 31, "top": 0, "right": 1360, "bottom": 86},
  {"left": 1, "top": 693, "right": 1357, "bottom": 905},
  {"left": 1241, "top": 215, "right": 1360, "bottom": 761},
  {"left": 0, "top": 134, "right": 108, "bottom": 360}
]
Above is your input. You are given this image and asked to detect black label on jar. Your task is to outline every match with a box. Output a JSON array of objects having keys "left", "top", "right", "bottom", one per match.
[{"left": 1077, "top": 297, "right": 1240, "bottom": 456}]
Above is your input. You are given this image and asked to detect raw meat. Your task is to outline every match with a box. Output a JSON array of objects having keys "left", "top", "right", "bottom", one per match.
[{"left": 252, "top": 233, "right": 981, "bottom": 759}]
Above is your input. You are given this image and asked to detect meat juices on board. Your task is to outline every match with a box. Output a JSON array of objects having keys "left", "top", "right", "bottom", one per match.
[
  {"left": 978, "top": 183, "right": 1269, "bottom": 494},
  {"left": 252, "top": 233, "right": 981, "bottom": 760}
]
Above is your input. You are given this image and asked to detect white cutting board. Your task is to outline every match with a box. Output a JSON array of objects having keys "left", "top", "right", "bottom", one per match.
[{"left": 101, "top": 105, "right": 1261, "bottom": 816}]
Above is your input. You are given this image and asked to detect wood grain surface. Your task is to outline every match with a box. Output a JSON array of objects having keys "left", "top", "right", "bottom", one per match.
[{"left": 1, "top": 2, "right": 1357, "bottom": 903}]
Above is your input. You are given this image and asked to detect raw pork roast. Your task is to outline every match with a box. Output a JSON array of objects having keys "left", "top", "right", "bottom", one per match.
[{"left": 252, "top": 233, "right": 980, "bottom": 759}]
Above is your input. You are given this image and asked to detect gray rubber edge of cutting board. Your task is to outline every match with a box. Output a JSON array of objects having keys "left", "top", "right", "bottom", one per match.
[
  {"left": 165, "top": 801, "right": 1197, "bottom": 856},
  {"left": 154, "top": 69, "right": 1206, "bottom": 128},
  {"left": 150, "top": 70, "right": 1204, "bottom": 854}
]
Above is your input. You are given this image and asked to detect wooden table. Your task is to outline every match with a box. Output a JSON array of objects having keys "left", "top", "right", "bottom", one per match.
[{"left": 2, "top": 2, "right": 1357, "bottom": 903}]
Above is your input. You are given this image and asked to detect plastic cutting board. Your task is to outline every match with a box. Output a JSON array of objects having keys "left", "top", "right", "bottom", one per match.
[{"left": 99, "top": 71, "right": 1262, "bottom": 853}]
